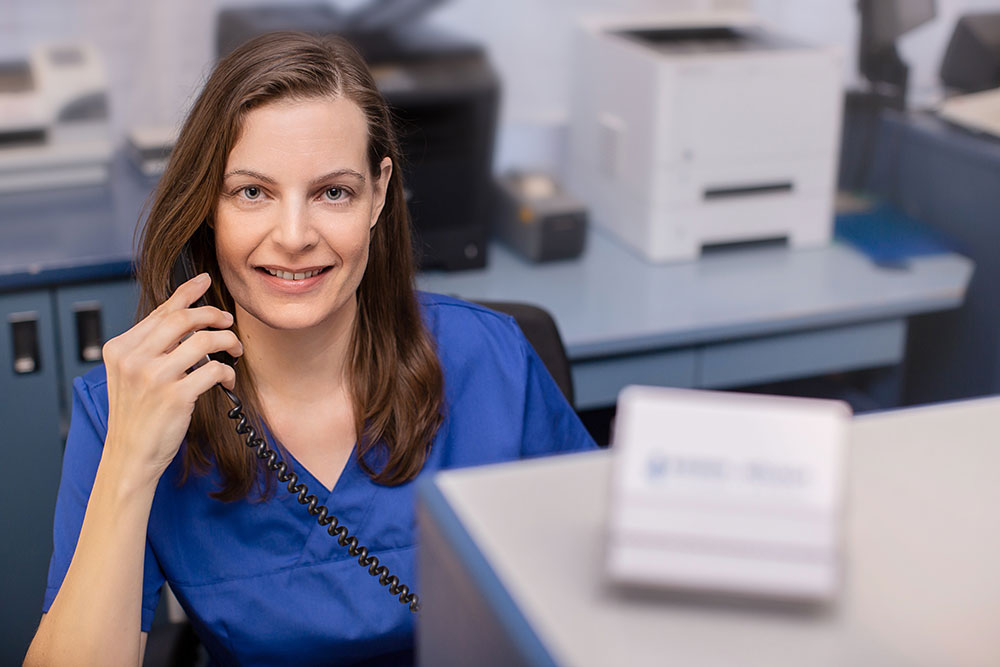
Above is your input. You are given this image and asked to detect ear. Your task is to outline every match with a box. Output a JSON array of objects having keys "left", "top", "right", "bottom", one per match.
[{"left": 370, "top": 157, "right": 393, "bottom": 229}]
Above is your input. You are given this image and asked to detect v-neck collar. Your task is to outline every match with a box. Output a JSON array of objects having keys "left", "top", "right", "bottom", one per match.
[
  {"left": 280, "top": 440, "right": 348, "bottom": 497},
  {"left": 264, "top": 427, "right": 354, "bottom": 500},
  {"left": 263, "top": 429, "right": 380, "bottom": 563}
]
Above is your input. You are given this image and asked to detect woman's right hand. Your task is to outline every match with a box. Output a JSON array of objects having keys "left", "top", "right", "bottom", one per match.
[{"left": 101, "top": 273, "right": 243, "bottom": 483}]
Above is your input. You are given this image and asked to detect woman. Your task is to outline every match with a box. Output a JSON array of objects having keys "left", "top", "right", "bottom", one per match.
[{"left": 26, "top": 32, "right": 595, "bottom": 666}]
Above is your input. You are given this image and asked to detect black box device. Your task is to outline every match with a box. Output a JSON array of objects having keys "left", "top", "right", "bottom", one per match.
[{"left": 494, "top": 172, "right": 587, "bottom": 263}]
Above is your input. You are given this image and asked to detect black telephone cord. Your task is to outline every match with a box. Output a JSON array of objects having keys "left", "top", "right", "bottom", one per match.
[{"left": 218, "top": 386, "right": 420, "bottom": 613}]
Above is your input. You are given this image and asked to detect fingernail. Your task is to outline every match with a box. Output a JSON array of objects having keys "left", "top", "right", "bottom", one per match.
[{"left": 196, "top": 272, "right": 210, "bottom": 284}]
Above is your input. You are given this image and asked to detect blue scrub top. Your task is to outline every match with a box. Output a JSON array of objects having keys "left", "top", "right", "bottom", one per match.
[{"left": 43, "top": 292, "right": 597, "bottom": 666}]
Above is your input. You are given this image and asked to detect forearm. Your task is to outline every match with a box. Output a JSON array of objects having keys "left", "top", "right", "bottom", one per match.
[{"left": 25, "top": 444, "right": 159, "bottom": 667}]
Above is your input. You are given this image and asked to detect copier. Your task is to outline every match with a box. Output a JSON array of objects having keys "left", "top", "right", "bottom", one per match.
[
  {"left": 0, "top": 44, "right": 113, "bottom": 194},
  {"left": 567, "top": 11, "right": 843, "bottom": 263}
]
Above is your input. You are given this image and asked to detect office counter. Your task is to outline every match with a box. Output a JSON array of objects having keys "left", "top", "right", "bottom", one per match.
[
  {"left": 417, "top": 396, "right": 1000, "bottom": 666},
  {"left": 0, "top": 153, "right": 149, "bottom": 291}
]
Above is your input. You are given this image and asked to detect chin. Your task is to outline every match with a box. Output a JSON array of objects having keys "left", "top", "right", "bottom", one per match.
[
  {"left": 237, "top": 296, "right": 353, "bottom": 333},
  {"left": 255, "top": 315, "right": 323, "bottom": 331},
  {"left": 252, "top": 309, "right": 330, "bottom": 332}
]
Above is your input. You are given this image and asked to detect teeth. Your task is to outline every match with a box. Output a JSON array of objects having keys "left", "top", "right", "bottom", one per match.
[{"left": 265, "top": 268, "right": 323, "bottom": 280}]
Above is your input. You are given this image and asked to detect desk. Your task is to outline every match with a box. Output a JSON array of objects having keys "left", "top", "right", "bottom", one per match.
[
  {"left": 418, "top": 230, "right": 973, "bottom": 409},
  {"left": 417, "top": 396, "right": 1000, "bottom": 666}
]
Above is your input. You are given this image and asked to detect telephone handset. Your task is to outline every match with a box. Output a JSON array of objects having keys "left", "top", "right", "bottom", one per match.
[
  {"left": 170, "top": 248, "right": 239, "bottom": 369},
  {"left": 170, "top": 243, "right": 420, "bottom": 612}
]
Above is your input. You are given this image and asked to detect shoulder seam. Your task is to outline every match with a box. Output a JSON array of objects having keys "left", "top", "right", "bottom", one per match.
[{"left": 421, "top": 293, "right": 520, "bottom": 326}]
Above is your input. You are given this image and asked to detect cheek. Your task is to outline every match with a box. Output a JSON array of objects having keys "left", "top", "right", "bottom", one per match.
[
  {"left": 213, "top": 221, "right": 253, "bottom": 284},
  {"left": 347, "top": 232, "right": 371, "bottom": 261},
  {"left": 334, "top": 228, "right": 373, "bottom": 291},
  {"left": 330, "top": 220, "right": 374, "bottom": 264}
]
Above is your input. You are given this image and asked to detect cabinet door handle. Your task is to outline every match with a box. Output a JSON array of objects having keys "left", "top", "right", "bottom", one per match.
[
  {"left": 9, "top": 312, "right": 40, "bottom": 374},
  {"left": 73, "top": 301, "right": 104, "bottom": 363}
]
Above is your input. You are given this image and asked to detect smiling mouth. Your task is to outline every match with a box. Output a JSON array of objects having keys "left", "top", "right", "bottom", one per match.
[{"left": 258, "top": 266, "right": 331, "bottom": 281}]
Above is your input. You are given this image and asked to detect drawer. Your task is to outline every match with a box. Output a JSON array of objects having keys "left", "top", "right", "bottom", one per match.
[
  {"left": 572, "top": 348, "right": 697, "bottom": 410},
  {"left": 698, "top": 319, "right": 906, "bottom": 388},
  {"left": 56, "top": 280, "right": 139, "bottom": 412}
]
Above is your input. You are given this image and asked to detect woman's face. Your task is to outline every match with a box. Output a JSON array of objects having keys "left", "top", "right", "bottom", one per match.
[{"left": 214, "top": 96, "right": 391, "bottom": 333}]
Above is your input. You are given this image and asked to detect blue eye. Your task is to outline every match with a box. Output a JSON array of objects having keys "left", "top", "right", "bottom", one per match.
[{"left": 325, "top": 187, "right": 345, "bottom": 201}]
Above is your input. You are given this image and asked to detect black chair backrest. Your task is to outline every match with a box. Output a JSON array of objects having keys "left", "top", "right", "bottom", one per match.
[{"left": 473, "top": 300, "right": 575, "bottom": 407}]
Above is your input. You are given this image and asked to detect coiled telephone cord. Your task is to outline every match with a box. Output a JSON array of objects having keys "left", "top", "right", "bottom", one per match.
[{"left": 219, "top": 386, "right": 420, "bottom": 613}]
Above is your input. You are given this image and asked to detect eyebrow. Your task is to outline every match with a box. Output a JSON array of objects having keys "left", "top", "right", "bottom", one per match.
[{"left": 222, "top": 168, "right": 367, "bottom": 186}]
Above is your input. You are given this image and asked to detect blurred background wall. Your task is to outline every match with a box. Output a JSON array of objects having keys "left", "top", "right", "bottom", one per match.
[{"left": 2, "top": 0, "right": 998, "bottom": 175}]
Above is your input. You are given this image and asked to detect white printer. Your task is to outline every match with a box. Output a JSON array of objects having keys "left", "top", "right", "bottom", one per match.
[
  {"left": 567, "top": 13, "right": 843, "bottom": 262},
  {"left": 0, "top": 44, "right": 113, "bottom": 194}
]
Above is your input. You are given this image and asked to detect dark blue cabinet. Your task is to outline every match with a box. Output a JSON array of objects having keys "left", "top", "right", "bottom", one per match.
[
  {"left": 868, "top": 112, "right": 1000, "bottom": 404},
  {"left": 1, "top": 279, "right": 138, "bottom": 664},
  {"left": 0, "top": 289, "right": 64, "bottom": 665}
]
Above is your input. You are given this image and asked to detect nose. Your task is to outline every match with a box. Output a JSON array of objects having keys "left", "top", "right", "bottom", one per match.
[{"left": 270, "top": 198, "right": 320, "bottom": 253}]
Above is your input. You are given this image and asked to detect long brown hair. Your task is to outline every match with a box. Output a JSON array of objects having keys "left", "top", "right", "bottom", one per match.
[{"left": 135, "top": 32, "right": 444, "bottom": 500}]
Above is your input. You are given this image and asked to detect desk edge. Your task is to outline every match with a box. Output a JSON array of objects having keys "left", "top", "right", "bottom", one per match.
[{"left": 417, "top": 475, "right": 558, "bottom": 667}]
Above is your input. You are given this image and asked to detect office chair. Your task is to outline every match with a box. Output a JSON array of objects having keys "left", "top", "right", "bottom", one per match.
[{"left": 473, "top": 300, "right": 575, "bottom": 407}]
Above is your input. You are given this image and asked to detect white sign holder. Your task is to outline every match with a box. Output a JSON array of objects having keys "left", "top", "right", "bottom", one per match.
[{"left": 607, "top": 385, "right": 850, "bottom": 602}]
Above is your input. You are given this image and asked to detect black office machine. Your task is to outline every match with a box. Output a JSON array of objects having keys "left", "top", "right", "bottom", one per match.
[
  {"left": 940, "top": 11, "right": 1000, "bottom": 94},
  {"left": 216, "top": 2, "right": 500, "bottom": 270},
  {"left": 494, "top": 171, "right": 587, "bottom": 263}
]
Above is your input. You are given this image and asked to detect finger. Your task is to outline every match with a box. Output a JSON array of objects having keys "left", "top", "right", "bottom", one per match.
[
  {"left": 125, "top": 273, "right": 216, "bottom": 342},
  {"left": 158, "top": 304, "right": 235, "bottom": 345},
  {"left": 159, "top": 273, "right": 212, "bottom": 313},
  {"left": 179, "top": 360, "right": 237, "bottom": 398},
  {"left": 171, "top": 305, "right": 235, "bottom": 333},
  {"left": 166, "top": 329, "right": 243, "bottom": 375},
  {"left": 130, "top": 305, "right": 233, "bottom": 358}
]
